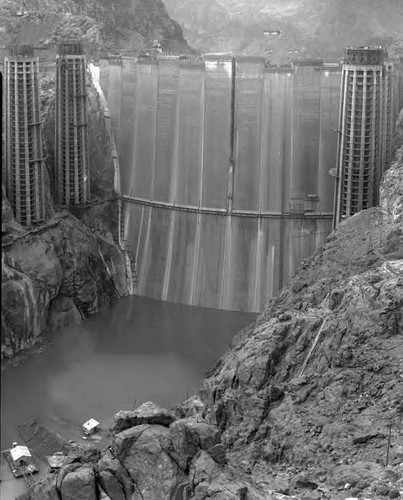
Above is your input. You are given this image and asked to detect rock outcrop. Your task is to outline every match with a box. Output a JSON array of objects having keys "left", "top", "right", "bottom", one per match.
[
  {"left": 0, "top": 0, "right": 192, "bottom": 55},
  {"left": 164, "top": 0, "right": 403, "bottom": 60},
  {"left": 112, "top": 401, "right": 176, "bottom": 433},
  {"left": 194, "top": 145, "right": 403, "bottom": 498},
  {"left": 19, "top": 402, "right": 269, "bottom": 500},
  {"left": 60, "top": 466, "right": 97, "bottom": 500},
  {"left": 1, "top": 213, "right": 128, "bottom": 360}
]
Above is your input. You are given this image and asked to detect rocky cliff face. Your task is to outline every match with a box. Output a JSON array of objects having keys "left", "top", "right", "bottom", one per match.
[
  {"left": 18, "top": 128, "right": 403, "bottom": 498},
  {"left": 196, "top": 141, "right": 403, "bottom": 498},
  {"left": 0, "top": 0, "right": 192, "bottom": 55},
  {"left": 164, "top": 0, "right": 403, "bottom": 60},
  {"left": 2, "top": 214, "right": 128, "bottom": 360}
]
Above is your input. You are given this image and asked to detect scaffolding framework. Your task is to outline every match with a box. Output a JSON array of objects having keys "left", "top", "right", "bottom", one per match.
[
  {"left": 55, "top": 42, "right": 90, "bottom": 205},
  {"left": 4, "top": 45, "right": 46, "bottom": 226},
  {"left": 382, "top": 62, "right": 394, "bottom": 170},
  {"left": 334, "top": 47, "right": 394, "bottom": 225}
]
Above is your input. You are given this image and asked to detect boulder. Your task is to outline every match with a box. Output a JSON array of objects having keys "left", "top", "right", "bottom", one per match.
[
  {"left": 208, "top": 443, "right": 227, "bottom": 465},
  {"left": 98, "top": 471, "right": 126, "bottom": 500},
  {"left": 270, "top": 474, "right": 291, "bottom": 495},
  {"left": 293, "top": 472, "right": 319, "bottom": 490},
  {"left": 328, "top": 461, "right": 383, "bottom": 488},
  {"left": 1, "top": 213, "right": 128, "bottom": 361},
  {"left": 392, "top": 445, "right": 403, "bottom": 465},
  {"left": 67, "top": 445, "right": 102, "bottom": 464},
  {"left": 373, "top": 483, "right": 390, "bottom": 496},
  {"left": 60, "top": 465, "right": 97, "bottom": 500},
  {"left": 99, "top": 488, "right": 113, "bottom": 500},
  {"left": 352, "top": 432, "right": 386, "bottom": 444},
  {"left": 111, "top": 424, "right": 179, "bottom": 499},
  {"left": 172, "top": 395, "right": 205, "bottom": 419},
  {"left": 188, "top": 451, "right": 266, "bottom": 499},
  {"left": 56, "top": 462, "right": 82, "bottom": 491},
  {"left": 48, "top": 295, "right": 82, "bottom": 331},
  {"left": 113, "top": 401, "right": 176, "bottom": 433},
  {"left": 169, "top": 417, "right": 220, "bottom": 470},
  {"left": 98, "top": 449, "right": 133, "bottom": 500}
]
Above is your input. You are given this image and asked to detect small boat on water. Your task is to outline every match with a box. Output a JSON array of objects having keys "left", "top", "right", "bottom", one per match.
[{"left": 4, "top": 442, "right": 39, "bottom": 480}]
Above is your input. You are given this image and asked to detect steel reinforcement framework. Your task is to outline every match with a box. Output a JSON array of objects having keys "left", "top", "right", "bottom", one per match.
[
  {"left": 55, "top": 42, "right": 90, "bottom": 206},
  {"left": 4, "top": 44, "right": 46, "bottom": 226},
  {"left": 334, "top": 47, "right": 394, "bottom": 225}
]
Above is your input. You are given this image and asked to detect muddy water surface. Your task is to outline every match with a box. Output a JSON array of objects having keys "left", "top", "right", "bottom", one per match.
[{"left": 0, "top": 295, "right": 255, "bottom": 499}]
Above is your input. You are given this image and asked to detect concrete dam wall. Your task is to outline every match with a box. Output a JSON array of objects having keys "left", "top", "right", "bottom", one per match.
[{"left": 99, "top": 55, "right": 341, "bottom": 312}]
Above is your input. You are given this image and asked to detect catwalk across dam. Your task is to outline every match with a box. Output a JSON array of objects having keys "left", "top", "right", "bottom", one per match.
[{"left": 98, "top": 55, "right": 343, "bottom": 312}]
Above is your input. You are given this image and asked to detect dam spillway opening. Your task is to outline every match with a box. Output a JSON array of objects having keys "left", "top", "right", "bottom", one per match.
[{"left": 96, "top": 55, "right": 399, "bottom": 313}]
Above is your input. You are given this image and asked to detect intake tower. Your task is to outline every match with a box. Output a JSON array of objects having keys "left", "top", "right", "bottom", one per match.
[
  {"left": 334, "top": 47, "right": 394, "bottom": 225},
  {"left": 55, "top": 42, "right": 90, "bottom": 205},
  {"left": 4, "top": 44, "right": 46, "bottom": 226}
]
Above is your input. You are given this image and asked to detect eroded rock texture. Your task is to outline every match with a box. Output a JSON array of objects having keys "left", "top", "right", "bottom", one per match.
[
  {"left": 1, "top": 214, "right": 128, "bottom": 360},
  {"left": 19, "top": 402, "right": 269, "bottom": 499},
  {"left": 196, "top": 146, "right": 403, "bottom": 498}
]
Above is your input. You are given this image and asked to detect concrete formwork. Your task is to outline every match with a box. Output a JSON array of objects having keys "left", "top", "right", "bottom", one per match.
[
  {"left": 123, "top": 201, "right": 332, "bottom": 312},
  {"left": 261, "top": 68, "right": 293, "bottom": 214},
  {"left": 202, "top": 55, "right": 233, "bottom": 210},
  {"left": 131, "top": 60, "right": 158, "bottom": 199},
  {"left": 396, "top": 59, "right": 403, "bottom": 115},
  {"left": 154, "top": 59, "right": 180, "bottom": 203},
  {"left": 119, "top": 58, "right": 137, "bottom": 194},
  {"left": 233, "top": 57, "right": 266, "bottom": 212},
  {"left": 4, "top": 45, "right": 46, "bottom": 226},
  {"left": 290, "top": 61, "right": 323, "bottom": 209},
  {"left": 334, "top": 48, "right": 392, "bottom": 225},
  {"left": 175, "top": 62, "right": 205, "bottom": 207},
  {"left": 106, "top": 58, "right": 123, "bottom": 148},
  {"left": 318, "top": 66, "right": 342, "bottom": 213},
  {"left": 382, "top": 63, "right": 395, "bottom": 172},
  {"left": 55, "top": 42, "right": 89, "bottom": 206}
]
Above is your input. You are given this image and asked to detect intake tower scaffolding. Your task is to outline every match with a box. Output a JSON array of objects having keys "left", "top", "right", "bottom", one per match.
[
  {"left": 334, "top": 47, "right": 394, "bottom": 226},
  {"left": 4, "top": 45, "right": 46, "bottom": 226},
  {"left": 55, "top": 42, "right": 90, "bottom": 205}
]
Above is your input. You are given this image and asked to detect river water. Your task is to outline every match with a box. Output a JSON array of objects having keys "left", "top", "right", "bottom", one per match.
[{"left": 0, "top": 295, "right": 255, "bottom": 499}]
